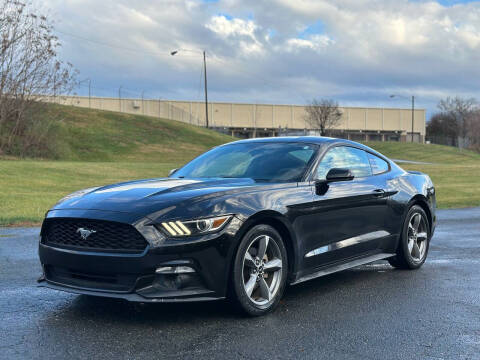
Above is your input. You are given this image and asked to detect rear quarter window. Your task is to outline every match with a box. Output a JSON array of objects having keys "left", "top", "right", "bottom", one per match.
[{"left": 367, "top": 153, "right": 390, "bottom": 175}]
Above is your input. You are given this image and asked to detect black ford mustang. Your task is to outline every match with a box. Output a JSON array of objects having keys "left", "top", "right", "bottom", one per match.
[{"left": 38, "top": 137, "right": 436, "bottom": 316}]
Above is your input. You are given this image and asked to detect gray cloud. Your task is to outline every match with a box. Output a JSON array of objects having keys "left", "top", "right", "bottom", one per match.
[{"left": 39, "top": 0, "right": 480, "bottom": 116}]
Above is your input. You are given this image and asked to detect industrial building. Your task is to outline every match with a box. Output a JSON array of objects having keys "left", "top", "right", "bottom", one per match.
[{"left": 53, "top": 96, "right": 426, "bottom": 142}]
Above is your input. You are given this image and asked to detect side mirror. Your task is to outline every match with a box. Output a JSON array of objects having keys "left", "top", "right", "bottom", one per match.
[
  {"left": 325, "top": 168, "right": 354, "bottom": 182},
  {"left": 315, "top": 168, "right": 354, "bottom": 195},
  {"left": 168, "top": 168, "right": 177, "bottom": 177}
]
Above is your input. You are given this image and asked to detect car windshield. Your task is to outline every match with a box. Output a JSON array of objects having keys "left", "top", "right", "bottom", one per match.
[{"left": 172, "top": 142, "right": 319, "bottom": 182}]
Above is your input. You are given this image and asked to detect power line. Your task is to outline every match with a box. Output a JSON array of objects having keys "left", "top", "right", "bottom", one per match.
[
  {"left": 58, "top": 29, "right": 279, "bottom": 88},
  {"left": 56, "top": 29, "right": 197, "bottom": 59},
  {"left": 76, "top": 82, "right": 155, "bottom": 98},
  {"left": 58, "top": 29, "right": 277, "bottom": 86},
  {"left": 196, "top": 61, "right": 204, "bottom": 101},
  {"left": 59, "top": 30, "right": 308, "bottom": 104}
]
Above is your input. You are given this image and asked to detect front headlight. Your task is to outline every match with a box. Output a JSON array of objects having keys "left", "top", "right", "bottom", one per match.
[{"left": 158, "top": 215, "right": 232, "bottom": 237}]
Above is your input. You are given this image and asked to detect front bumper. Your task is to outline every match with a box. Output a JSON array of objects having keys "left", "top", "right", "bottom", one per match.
[{"left": 38, "top": 212, "right": 242, "bottom": 302}]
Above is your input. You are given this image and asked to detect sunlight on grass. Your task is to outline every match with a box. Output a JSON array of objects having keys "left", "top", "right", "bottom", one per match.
[
  {"left": 1, "top": 111, "right": 479, "bottom": 226},
  {"left": 1, "top": 156, "right": 479, "bottom": 226},
  {"left": 0, "top": 161, "right": 177, "bottom": 226}
]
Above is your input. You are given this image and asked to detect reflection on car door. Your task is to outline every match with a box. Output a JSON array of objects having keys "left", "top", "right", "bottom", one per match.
[{"left": 298, "top": 146, "right": 392, "bottom": 271}]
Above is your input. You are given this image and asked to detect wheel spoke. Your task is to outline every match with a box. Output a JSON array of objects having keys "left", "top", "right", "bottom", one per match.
[
  {"left": 264, "top": 258, "right": 282, "bottom": 272},
  {"left": 244, "top": 274, "right": 257, "bottom": 297},
  {"left": 417, "top": 232, "right": 428, "bottom": 240},
  {"left": 412, "top": 242, "right": 421, "bottom": 259},
  {"left": 258, "top": 277, "right": 271, "bottom": 301},
  {"left": 257, "top": 235, "right": 269, "bottom": 260},
  {"left": 244, "top": 251, "right": 255, "bottom": 268},
  {"left": 243, "top": 234, "right": 283, "bottom": 305},
  {"left": 408, "top": 238, "right": 414, "bottom": 253},
  {"left": 408, "top": 223, "right": 415, "bottom": 233},
  {"left": 412, "top": 214, "right": 421, "bottom": 231}
]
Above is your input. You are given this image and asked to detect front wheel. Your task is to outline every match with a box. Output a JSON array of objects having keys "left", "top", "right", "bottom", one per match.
[
  {"left": 389, "top": 205, "right": 430, "bottom": 269},
  {"left": 231, "top": 224, "right": 288, "bottom": 316}
]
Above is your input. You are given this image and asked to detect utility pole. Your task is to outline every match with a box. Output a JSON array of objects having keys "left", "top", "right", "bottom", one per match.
[
  {"left": 203, "top": 50, "right": 209, "bottom": 128},
  {"left": 88, "top": 79, "right": 91, "bottom": 108},
  {"left": 390, "top": 94, "right": 416, "bottom": 143},
  {"left": 119, "top": 86, "right": 122, "bottom": 112},
  {"left": 141, "top": 90, "right": 145, "bottom": 115},
  {"left": 171, "top": 48, "right": 209, "bottom": 128},
  {"left": 411, "top": 95, "right": 415, "bottom": 143},
  {"left": 79, "top": 78, "right": 91, "bottom": 108}
]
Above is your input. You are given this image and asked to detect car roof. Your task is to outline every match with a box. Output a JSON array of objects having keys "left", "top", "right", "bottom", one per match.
[
  {"left": 226, "top": 136, "right": 368, "bottom": 148},
  {"left": 223, "top": 136, "right": 388, "bottom": 159}
]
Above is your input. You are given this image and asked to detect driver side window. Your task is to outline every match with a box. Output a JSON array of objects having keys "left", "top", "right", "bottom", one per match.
[{"left": 316, "top": 146, "right": 372, "bottom": 180}]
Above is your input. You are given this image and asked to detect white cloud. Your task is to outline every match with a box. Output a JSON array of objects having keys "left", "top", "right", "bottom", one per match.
[
  {"left": 206, "top": 15, "right": 257, "bottom": 39},
  {"left": 206, "top": 15, "right": 263, "bottom": 54},
  {"left": 284, "top": 35, "right": 334, "bottom": 53},
  {"left": 36, "top": 0, "right": 480, "bottom": 115}
]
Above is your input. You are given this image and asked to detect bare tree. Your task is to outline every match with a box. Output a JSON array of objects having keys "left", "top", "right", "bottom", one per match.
[
  {"left": 466, "top": 109, "right": 480, "bottom": 152},
  {"left": 426, "top": 112, "right": 459, "bottom": 147},
  {"left": 304, "top": 99, "right": 342, "bottom": 136},
  {"left": 0, "top": 0, "right": 77, "bottom": 156},
  {"left": 437, "top": 97, "right": 477, "bottom": 148}
]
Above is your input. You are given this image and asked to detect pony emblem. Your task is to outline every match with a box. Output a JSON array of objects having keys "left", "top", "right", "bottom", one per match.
[{"left": 76, "top": 228, "right": 97, "bottom": 240}]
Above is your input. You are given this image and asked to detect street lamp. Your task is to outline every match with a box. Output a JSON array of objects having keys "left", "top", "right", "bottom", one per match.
[
  {"left": 171, "top": 49, "right": 209, "bottom": 128},
  {"left": 390, "top": 94, "right": 415, "bottom": 142}
]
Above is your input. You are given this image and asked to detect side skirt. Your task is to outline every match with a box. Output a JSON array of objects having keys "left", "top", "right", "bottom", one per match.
[{"left": 290, "top": 252, "right": 395, "bottom": 285}]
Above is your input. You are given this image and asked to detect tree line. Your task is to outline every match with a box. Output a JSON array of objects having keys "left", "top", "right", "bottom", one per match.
[{"left": 427, "top": 97, "right": 480, "bottom": 151}]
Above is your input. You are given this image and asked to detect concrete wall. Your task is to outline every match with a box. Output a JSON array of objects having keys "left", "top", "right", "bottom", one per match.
[{"left": 50, "top": 95, "right": 426, "bottom": 139}]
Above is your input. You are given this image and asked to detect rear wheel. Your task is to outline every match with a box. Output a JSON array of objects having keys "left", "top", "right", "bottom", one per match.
[
  {"left": 231, "top": 224, "right": 288, "bottom": 316},
  {"left": 389, "top": 205, "right": 430, "bottom": 269}
]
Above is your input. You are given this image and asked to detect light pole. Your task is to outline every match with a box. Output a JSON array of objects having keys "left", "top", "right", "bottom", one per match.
[
  {"left": 79, "top": 78, "right": 91, "bottom": 108},
  {"left": 171, "top": 49, "right": 209, "bottom": 128},
  {"left": 390, "top": 94, "right": 415, "bottom": 142}
]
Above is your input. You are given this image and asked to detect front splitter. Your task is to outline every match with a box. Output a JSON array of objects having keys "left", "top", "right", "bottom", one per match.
[{"left": 37, "top": 279, "right": 224, "bottom": 303}]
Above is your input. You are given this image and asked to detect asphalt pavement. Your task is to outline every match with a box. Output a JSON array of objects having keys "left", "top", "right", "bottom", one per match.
[{"left": 1, "top": 208, "right": 479, "bottom": 360}]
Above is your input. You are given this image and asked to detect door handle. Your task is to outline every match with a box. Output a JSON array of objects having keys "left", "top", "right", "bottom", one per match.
[{"left": 372, "top": 189, "right": 386, "bottom": 197}]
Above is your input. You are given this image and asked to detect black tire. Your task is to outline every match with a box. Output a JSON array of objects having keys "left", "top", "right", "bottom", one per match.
[
  {"left": 389, "top": 205, "right": 430, "bottom": 270},
  {"left": 231, "top": 224, "right": 288, "bottom": 316}
]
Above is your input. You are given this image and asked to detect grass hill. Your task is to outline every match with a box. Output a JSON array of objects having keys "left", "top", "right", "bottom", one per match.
[
  {"left": 0, "top": 104, "right": 479, "bottom": 225},
  {"left": 13, "top": 103, "right": 234, "bottom": 162},
  {"left": 364, "top": 141, "right": 480, "bottom": 164}
]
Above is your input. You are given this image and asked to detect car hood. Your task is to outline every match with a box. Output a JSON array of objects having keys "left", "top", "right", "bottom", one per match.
[{"left": 52, "top": 177, "right": 261, "bottom": 216}]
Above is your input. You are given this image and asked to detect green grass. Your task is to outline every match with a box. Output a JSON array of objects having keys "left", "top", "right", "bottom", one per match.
[
  {"left": 0, "top": 106, "right": 479, "bottom": 226},
  {"left": 27, "top": 104, "right": 234, "bottom": 162},
  {"left": 0, "top": 104, "right": 234, "bottom": 226},
  {"left": 364, "top": 142, "right": 480, "bottom": 209},
  {"left": 397, "top": 163, "right": 480, "bottom": 208},
  {"left": 0, "top": 160, "right": 178, "bottom": 225},
  {"left": 363, "top": 141, "right": 480, "bottom": 164}
]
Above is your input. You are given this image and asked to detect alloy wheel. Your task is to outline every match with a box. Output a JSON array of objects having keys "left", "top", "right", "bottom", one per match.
[
  {"left": 407, "top": 212, "right": 428, "bottom": 263},
  {"left": 242, "top": 235, "right": 283, "bottom": 306}
]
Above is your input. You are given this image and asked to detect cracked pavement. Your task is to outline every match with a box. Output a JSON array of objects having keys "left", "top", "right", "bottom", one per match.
[{"left": 1, "top": 208, "right": 479, "bottom": 359}]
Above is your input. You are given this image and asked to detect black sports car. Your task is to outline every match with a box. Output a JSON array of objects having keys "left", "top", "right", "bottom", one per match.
[{"left": 38, "top": 137, "right": 436, "bottom": 316}]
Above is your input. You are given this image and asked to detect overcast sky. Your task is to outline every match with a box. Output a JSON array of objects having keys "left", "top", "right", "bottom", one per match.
[{"left": 39, "top": 0, "right": 480, "bottom": 117}]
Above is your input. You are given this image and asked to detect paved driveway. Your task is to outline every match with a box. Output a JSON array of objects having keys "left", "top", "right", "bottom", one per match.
[{"left": 1, "top": 208, "right": 479, "bottom": 359}]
